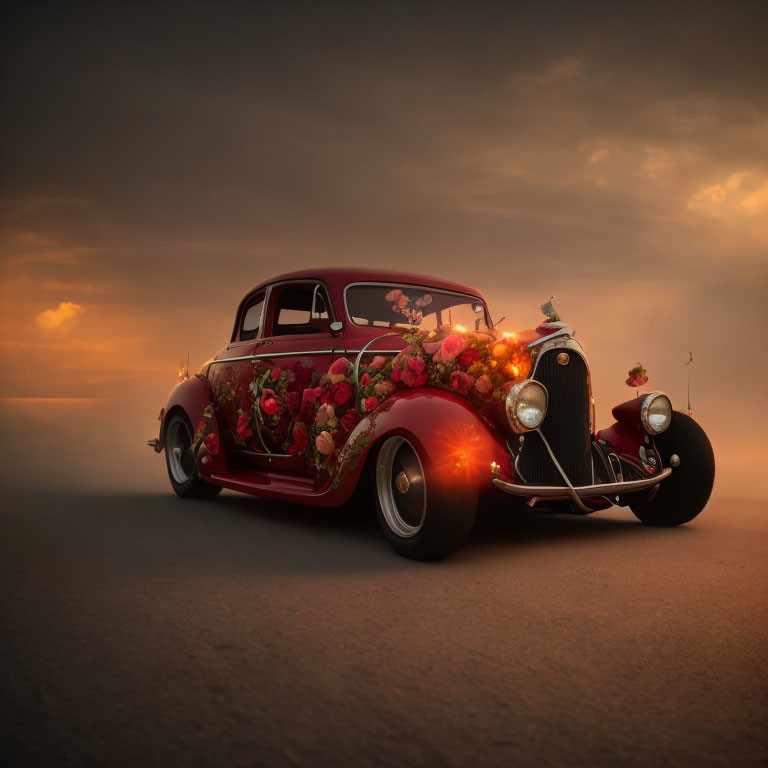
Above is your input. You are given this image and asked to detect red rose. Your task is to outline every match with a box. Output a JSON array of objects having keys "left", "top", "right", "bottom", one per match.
[
  {"left": 340, "top": 408, "right": 361, "bottom": 433},
  {"left": 197, "top": 420, "right": 206, "bottom": 431},
  {"left": 203, "top": 432, "right": 219, "bottom": 455},
  {"left": 360, "top": 373, "right": 371, "bottom": 386},
  {"left": 260, "top": 388, "right": 279, "bottom": 416},
  {"left": 450, "top": 370, "right": 474, "bottom": 395},
  {"left": 236, "top": 413, "right": 253, "bottom": 439},
  {"left": 270, "top": 367, "right": 281, "bottom": 381},
  {"left": 289, "top": 422, "right": 308, "bottom": 455},
  {"left": 286, "top": 391, "right": 299, "bottom": 415},
  {"left": 364, "top": 396, "right": 379, "bottom": 412},
  {"left": 458, "top": 348, "right": 479, "bottom": 368},
  {"left": 331, "top": 380, "right": 353, "bottom": 406}
]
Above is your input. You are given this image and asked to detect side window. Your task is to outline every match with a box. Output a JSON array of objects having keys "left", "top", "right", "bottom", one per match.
[
  {"left": 239, "top": 294, "right": 265, "bottom": 341},
  {"left": 270, "top": 283, "right": 332, "bottom": 336}
]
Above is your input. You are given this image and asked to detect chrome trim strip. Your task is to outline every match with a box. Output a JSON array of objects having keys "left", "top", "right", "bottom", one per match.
[
  {"left": 235, "top": 448, "right": 294, "bottom": 460},
  {"left": 343, "top": 280, "right": 491, "bottom": 329},
  {"left": 535, "top": 430, "right": 591, "bottom": 512},
  {"left": 527, "top": 328, "right": 572, "bottom": 348},
  {"left": 352, "top": 333, "right": 402, "bottom": 404},
  {"left": 493, "top": 467, "right": 672, "bottom": 499},
  {"left": 210, "top": 349, "right": 337, "bottom": 364}
]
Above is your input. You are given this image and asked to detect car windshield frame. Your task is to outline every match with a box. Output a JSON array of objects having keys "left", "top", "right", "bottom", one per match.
[{"left": 343, "top": 280, "right": 491, "bottom": 331}]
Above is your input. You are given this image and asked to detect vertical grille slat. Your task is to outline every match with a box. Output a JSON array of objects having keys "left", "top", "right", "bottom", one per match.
[{"left": 517, "top": 348, "right": 592, "bottom": 486}]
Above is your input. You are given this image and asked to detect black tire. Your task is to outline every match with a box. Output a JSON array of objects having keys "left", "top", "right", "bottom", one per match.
[
  {"left": 164, "top": 412, "right": 222, "bottom": 499},
  {"left": 630, "top": 411, "right": 714, "bottom": 526},
  {"left": 373, "top": 436, "right": 477, "bottom": 560}
]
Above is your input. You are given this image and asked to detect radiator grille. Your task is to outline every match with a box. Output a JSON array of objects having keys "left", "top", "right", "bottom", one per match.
[{"left": 517, "top": 347, "right": 592, "bottom": 486}]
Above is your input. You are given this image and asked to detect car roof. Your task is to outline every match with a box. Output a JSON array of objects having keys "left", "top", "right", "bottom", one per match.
[{"left": 246, "top": 267, "right": 485, "bottom": 300}]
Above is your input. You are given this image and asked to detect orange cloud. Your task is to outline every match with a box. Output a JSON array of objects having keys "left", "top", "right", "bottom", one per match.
[{"left": 35, "top": 301, "right": 84, "bottom": 332}]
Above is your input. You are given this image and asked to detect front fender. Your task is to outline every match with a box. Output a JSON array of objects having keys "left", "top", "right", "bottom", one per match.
[
  {"left": 155, "top": 375, "right": 213, "bottom": 446},
  {"left": 331, "top": 388, "right": 508, "bottom": 504}
]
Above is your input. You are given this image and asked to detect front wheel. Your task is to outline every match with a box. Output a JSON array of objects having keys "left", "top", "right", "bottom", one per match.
[
  {"left": 630, "top": 411, "right": 714, "bottom": 526},
  {"left": 373, "top": 436, "right": 477, "bottom": 560},
  {"left": 164, "top": 412, "right": 222, "bottom": 499}
]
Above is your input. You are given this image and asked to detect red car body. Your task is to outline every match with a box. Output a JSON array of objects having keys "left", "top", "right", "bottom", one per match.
[{"left": 151, "top": 268, "right": 713, "bottom": 559}]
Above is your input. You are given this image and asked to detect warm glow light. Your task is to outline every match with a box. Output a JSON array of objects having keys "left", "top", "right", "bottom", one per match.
[
  {"left": 454, "top": 324, "right": 467, "bottom": 332},
  {"left": 502, "top": 332, "right": 516, "bottom": 339}
]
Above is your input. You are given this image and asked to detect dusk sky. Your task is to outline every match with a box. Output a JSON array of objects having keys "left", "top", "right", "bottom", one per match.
[{"left": 1, "top": 1, "right": 766, "bottom": 497}]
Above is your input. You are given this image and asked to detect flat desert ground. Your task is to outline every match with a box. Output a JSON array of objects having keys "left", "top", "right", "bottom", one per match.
[{"left": 1, "top": 489, "right": 766, "bottom": 766}]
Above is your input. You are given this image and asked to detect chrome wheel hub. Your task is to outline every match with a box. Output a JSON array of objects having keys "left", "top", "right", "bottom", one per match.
[{"left": 376, "top": 437, "right": 426, "bottom": 538}]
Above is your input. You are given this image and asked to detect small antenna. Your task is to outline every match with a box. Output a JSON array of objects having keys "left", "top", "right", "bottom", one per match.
[{"left": 685, "top": 350, "right": 694, "bottom": 415}]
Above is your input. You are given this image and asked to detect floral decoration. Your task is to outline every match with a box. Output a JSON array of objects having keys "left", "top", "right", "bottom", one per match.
[
  {"left": 626, "top": 362, "right": 649, "bottom": 390},
  {"left": 197, "top": 326, "right": 533, "bottom": 486}
]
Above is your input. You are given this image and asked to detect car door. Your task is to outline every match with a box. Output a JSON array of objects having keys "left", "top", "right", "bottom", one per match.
[{"left": 242, "top": 279, "right": 348, "bottom": 477}]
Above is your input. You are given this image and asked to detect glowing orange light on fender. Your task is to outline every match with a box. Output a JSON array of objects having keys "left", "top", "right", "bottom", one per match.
[
  {"left": 431, "top": 422, "right": 487, "bottom": 485},
  {"left": 454, "top": 324, "right": 467, "bottom": 332},
  {"left": 502, "top": 332, "right": 517, "bottom": 340}
]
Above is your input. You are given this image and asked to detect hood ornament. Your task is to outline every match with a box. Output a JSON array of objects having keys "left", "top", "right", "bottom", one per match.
[{"left": 540, "top": 296, "right": 561, "bottom": 322}]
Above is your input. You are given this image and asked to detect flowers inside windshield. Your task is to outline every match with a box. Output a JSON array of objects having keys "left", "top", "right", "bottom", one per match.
[{"left": 346, "top": 284, "right": 488, "bottom": 331}]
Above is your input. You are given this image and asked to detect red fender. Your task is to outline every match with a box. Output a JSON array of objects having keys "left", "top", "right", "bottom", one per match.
[
  {"left": 157, "top": 375, "right": 226, "bottom": 474},
  {"left": 329, "top": 388, "right": 509, "bottom": 505}
]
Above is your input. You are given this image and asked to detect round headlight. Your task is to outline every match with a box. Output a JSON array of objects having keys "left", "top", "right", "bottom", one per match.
[
  {"left": 641, "top": 393, "right": 672, "bottom": 434},
  {"left": 506, "top": 380, "right": 548, "bottom": 433}
]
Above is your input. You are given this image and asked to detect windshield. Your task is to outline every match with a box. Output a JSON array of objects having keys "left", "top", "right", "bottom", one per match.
[{"left": 345, "top": 283, "right": 489, "bottom": 331}]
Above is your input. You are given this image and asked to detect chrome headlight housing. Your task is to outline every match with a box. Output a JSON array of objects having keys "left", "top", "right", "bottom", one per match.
[
  {"left": 506, "top": 380, "right": 548, "bottom": 433},
  {"left": 641, "top": 393, "right": 672, "bottom": 435}
]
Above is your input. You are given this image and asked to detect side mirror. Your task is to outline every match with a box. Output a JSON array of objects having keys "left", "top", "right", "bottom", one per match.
[{"left": 329, "top": 320, "right": 344, "bottom": 335}]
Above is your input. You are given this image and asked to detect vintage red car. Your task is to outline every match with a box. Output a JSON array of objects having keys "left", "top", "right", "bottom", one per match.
[{"left": 150, "top": 268, "right": 715, "bottom": 559}]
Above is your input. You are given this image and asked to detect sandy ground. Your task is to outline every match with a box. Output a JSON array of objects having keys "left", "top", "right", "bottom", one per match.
[{"left": 1, "top": 490, "right": 766, "bottom": 767}]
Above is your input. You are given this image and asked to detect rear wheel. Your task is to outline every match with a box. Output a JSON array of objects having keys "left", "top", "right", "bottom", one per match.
[
  {"left": 630, "top": 412, "right": 714, "bottom": 526},
  {"left": 373, "top": 436, "right": 477, "bottom": 560},
  {"left": 164, "top": 412, "right": 222, "bottom": 499}
]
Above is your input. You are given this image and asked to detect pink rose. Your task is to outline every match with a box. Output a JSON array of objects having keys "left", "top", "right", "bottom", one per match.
[
  {"left": 374, "top": 380, "right": 395, "bottom": 397},
  {"left": 315, "top": 403, "right": 336, "bottom": 427},
  {"left": 385, "top": 288, "right": 402, "bottom": 301},
  {"left": 450, "top": 370, "right": 474, "bottom": 395},
  {"left": 401, "top": 356, "right": 428, "bottom": 388},
  {"left": 435, "top": 334, "right": 467, "bottom": 363},
  {"left": 315, "top": 430, "right": 335, "bottom": 455},
  {"left": 364, "top": 396, "right": 379, "bottom": 412},
  {"left": 396, "top": 294, "right": 409, "bottom": 309},
  {"left": 260, "top": 389, "right": 279, "bottom": 416},
  {"left": 626, "top": 363, "right": 648, "bottom": 388},
  {"left": 474, "top": 374, "right": 493, "bottom": 395},
  {"left": 369, "top": 355, "right": 388, "bottom": 369},
  {"left": 328, "top": 357, "right": 351, "bottom": 383},
  {"left": 422, "top": 341, "right": 441, "bottom": 356}
]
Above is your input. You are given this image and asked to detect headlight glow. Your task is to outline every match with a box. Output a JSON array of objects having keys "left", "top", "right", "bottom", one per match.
[
  {"left": 641, "top": 393, "right": 672, "bottom": 434},
  {"left": 506, "top": 380, "right": 548, "bottom": 433}
]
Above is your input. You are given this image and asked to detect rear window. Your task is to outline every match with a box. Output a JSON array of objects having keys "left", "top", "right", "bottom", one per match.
[{"left": 345, "top": 284, "right": 488, "bottom": 331}]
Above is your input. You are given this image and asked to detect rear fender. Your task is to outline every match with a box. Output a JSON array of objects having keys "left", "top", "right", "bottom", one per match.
[{"left": 158, "top": 375, "right": 226, "bottom": 474}]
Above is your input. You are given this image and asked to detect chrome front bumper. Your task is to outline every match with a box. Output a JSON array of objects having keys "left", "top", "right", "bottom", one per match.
[{"left": 492, "top": 467, "right": 672, "bottom": 507}]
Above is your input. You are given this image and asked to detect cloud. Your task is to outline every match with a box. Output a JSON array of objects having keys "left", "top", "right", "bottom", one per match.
[
  {"left": 687, "top": 171, "right": 768, "bottom": 217},
  {"left": 35, "top": 301, "right": 84, "bottom": 332}
]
